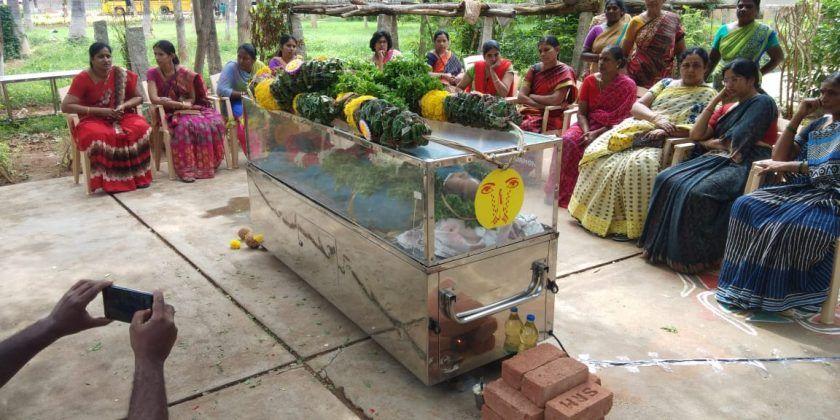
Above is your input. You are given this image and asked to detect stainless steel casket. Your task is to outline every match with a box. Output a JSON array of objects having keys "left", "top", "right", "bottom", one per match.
[{"left": 243, "top": 99, "right": 561, "bottom": 385}]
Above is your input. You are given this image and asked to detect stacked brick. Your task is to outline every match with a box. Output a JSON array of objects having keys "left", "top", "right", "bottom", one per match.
[{"left": 482, "top": 344, "right": 613, "bottom": 420}]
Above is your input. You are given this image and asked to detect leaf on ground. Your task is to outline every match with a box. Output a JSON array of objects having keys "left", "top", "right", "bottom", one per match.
[
  {"left": 87, "top": 341, "right": 103, "bottom": 352},
  {"left": 660, "top": 325, "right": 678, "bottom": 334}
]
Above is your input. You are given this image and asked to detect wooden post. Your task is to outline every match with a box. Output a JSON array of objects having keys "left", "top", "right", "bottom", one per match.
[
  {"left": 310, "top": 14, "right": 318, "bottom": 28},
  {"left": 126, "top": 27, "right": 150, "bottom": 81},
  {"left": 237, "top": 0, "right": 251, "bottom": 45},
  {"left": 479, "top": 16, "right": 494, "bottom": 49},
  {"left": 571, "top": 12, "right": 594, "bottom": 76},
  {"left": 376, "top": 14, "right": 399, "bottom": 50},
  {"left": 290, "top": 13, "right": 307, "bottom": 58},
  {"left": 93, "top": 20, "right": 109, "bottom": 46}
]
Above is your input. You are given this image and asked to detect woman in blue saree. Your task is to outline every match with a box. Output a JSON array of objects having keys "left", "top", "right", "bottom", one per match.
[
  {"left": 716, "top": 72, "right": 840, "bottom": 313},
  {"left": 639, "top": 59, "right": 778, "bottom": 273}
]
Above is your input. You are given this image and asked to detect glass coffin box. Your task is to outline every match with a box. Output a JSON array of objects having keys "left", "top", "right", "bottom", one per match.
[{"left": 244, "top": 98, "right": 561, "bottom": 385}]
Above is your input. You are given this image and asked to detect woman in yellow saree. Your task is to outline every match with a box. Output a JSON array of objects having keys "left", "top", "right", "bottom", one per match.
[
  {"left": 580, "top": 0, "right": 632, "bottom": 76},
  {"left": 568, "top": 48, "right": 716, "bottom": 240}
]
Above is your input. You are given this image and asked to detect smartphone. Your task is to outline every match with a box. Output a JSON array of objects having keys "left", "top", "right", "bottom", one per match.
[{"left": 102, "top": 285, "right": 154, "bottom": 323}]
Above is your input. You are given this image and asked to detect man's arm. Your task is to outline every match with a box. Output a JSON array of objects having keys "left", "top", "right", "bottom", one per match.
[
  {"left": 0, "top": 280, "right": 113, "bottom": 389},
  {"left": 128, "top": 290, "right": 177, "bottom": 420}
]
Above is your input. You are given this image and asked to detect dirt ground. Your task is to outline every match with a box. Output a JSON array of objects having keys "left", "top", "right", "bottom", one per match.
[{"left": 1, "top": 132, "right": 69, "bottom": 186}]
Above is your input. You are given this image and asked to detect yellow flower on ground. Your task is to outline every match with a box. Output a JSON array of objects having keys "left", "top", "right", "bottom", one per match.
[
  {"left": 230, "top": 239, "right": 241, "bottom": 249},
  {"left": 252, "top": 233, "right": 264, "bottom": 244},
  {"left": 254, "top": 78, "right": 281, "bottom": 110},
  {"left": 344, "top": 95, "right": 376, "bottom": 130},
  {"left": 420, "top": 90, "right": 449, "bottom": 122}
]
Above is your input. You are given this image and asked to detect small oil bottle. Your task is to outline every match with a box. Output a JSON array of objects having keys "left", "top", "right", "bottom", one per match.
[
  {"left": 518, "top": 314, "right": 538, "bottom": 352},
  {"left": 503, "top": 307, "right": 523, "bottom": 353}
]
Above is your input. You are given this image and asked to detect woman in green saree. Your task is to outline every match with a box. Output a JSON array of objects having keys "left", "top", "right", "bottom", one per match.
[{"left": 707, "top": 0, "right": 784, "bottom": 89}]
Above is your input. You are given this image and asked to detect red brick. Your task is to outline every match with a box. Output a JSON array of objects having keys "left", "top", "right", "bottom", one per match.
[
  {"left": 502, "top": 343, "right": 567, "bottom": 389},
  {"left": 545, "top": 381, "right": 613, "bottom": 420},
  {"left": 522, "top": 357, "right": 589, "bottom": 407},
  {"left": 484, "top": 378, "right": 544, "bottom": 420},
  {"left": 588, "top": 374, "right": 601, "bottom": 386},
  {"left": 481, "top": 404, "right": 504, "bottom": 420}
]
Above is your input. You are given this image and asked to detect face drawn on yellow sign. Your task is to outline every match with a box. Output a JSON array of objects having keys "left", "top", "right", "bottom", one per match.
[{"left": 474, "top": 168, "right": 525, "bottom": 229}]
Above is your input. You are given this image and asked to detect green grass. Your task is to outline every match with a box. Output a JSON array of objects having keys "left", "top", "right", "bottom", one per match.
[
  {"left": 0, "top": 114, "right": 67, "bottom": 138},
  {"left": 2, "top": 17, "right": 420, "bottom": 110}
]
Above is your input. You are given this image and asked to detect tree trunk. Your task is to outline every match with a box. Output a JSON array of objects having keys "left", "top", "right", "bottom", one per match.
[
  {"left": 571, "top": 12, "right": 594, "bottom": 75},
  {"left": 206, "top": 0, "right": 222, "bottom": 74},
  {"left": 376, "top": 15, "right": 399, "bottom": 50},
  {"left": 225, "top": 0, "right": 233, "bottom": 41},
  {"left": 22, "top": 0, "right": 33, "bottom": 31},
  {"left": 126, "top": 26, "right": 150, "bottom": 80},
  {"left": 236, "top": 0, "right": 250, "bottom": 45},
  {"left": 290, "top": 13, "right": 306, "bottom": 58},
  {"left": 363, "top": 16, "right": 368, "bottom": 29},
  {"left": 174, "top": 0, "right": 189, "bottom": 66},
  {"left": 193, "top": 0, "right": 207, "bottom": 74},
  {"left": 310, "top": 14, "right": 317, "bottom": 29},
  {"left": 8, "top": 0, "right": 30, "bottom": 55},
  {"left": 142, "top": 0, "right": 152, "bottom": 38},
  {"left": 68, "top": 0, "right": 86, "bottom": 40},
  {"left": 0, "top": 22, "right": 5, "bottom": 77}
]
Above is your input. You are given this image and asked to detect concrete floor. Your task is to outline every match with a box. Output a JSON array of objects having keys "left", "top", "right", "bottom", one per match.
[{"left": 0, "top": 167, "right": 837, "bottom": 419}]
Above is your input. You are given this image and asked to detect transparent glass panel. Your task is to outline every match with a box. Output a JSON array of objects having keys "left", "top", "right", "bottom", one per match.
[
  {"left": 245, "top": 100, "right": 427, "bottom": 261},
  {"left": 425, "top": 149, "right": 556, "bottom": 261}
]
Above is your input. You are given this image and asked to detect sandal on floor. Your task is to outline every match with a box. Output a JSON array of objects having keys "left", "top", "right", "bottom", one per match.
[{"left": 611, "top": 234, "right": 631, "bottom": 242}]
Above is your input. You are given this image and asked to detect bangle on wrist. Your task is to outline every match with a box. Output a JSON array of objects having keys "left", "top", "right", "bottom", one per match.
[
  {"left": 798, "top": 161, "right": 807, "bottom": 173},
  {"left": 785, "top": 125, "right": 797, "bottom": 134}
]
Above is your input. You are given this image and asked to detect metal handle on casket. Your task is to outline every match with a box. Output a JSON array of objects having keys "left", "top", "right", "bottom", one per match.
[{"left": 440, "top": 261, "right": 549, "bottom": 324}]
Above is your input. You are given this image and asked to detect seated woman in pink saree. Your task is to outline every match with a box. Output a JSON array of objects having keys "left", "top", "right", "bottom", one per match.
[
  {"left": 147, "top": 40, "right": 227, "bottom": 182},
  {"left": 516, "top": 36, "right": 578, "bottom": 133},
  {"left": 547, "top": 46, "right": 637, "bottom": 207}
]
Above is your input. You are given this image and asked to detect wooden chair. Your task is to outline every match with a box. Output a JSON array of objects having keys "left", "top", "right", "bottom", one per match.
[
  {"left": 141, "top": 81, "right": 176, "bottom": 180},
  {"left": 208, "top": 73, "right": 238, "bottom": 169},
  {"left": 743, "top": 163, "right": 840, "bottom": 324},
  {"left": 59, "top": 87, "right": 93, "bottom": 194},
  {"left": 559, "top": 85, "right": 649, "bottom": 137}
]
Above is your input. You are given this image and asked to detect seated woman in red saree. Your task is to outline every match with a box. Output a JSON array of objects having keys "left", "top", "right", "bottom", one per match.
[
  {"left": 515, "top": 36, "right": 578, "bottom": 133},
  {"left": 60, "top": 42, "right": 152, "bottom": 193},
  {"left": 620, "top": 0, "right": 685, "bottom": 88},
  {"left": 147, "top": 40, "right": 227, "bottom": 182},
  {"left": 456, "top": 40, "right": 515, "bottom": 97},
  {"left": 547, "top": 46, "right": 637, "bottom": 207}
]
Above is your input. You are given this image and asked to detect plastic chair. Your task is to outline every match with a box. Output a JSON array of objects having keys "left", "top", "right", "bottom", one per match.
[
  {"left": 141, "top": 81, "right": 176, "bottom": 180},
  {"left": 59, "top": 87, "right": 94, "bottom": 194},
  {"left": 743, "top": 162, "right": 840, "bottom": 324},
  {"left": 208, "top": 73, "right": 238, "bottom": 169}
]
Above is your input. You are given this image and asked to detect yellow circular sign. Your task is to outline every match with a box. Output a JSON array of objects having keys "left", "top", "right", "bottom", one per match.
[{"left": 474, "top": 168, "right": 525, "bottom": 229}]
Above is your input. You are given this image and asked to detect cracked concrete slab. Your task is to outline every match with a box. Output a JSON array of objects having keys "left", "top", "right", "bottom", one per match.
[
  {"left": 112, "top": 168, "right": 366, "bottom": 358},
  {"left": 553, "top": 256, "right": 840, "bottom": 361},
  {"left": 309, "top": 339, "right": 502, "bottom": 419},
  {"left": 169, "top": 365, "right": 358, "bottom": 419},
  {"left": 555, "top": 211, "right": 640, "bottom": 277},
  {"left": 0, "top": 178, "right": 293, "bottom": 419},
  {"left": 593, "top": 360, "right": 839, "bottom": 419}
]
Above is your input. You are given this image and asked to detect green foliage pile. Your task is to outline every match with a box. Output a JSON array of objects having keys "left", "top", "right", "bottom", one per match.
[
  {"left": 444, "top": 93, "right": 522, "bottom": 130},
  {"left": 294, "top": 93, "right": 339, "bottom": 125},
  {"left": 381, "top": 58, "right": 444, "bottom": 113},
  {"left": 0, "top": 6, "right": 21, "bottom": 60},
  {"left": 332, "top": 60, "right": 408, "bottom": 109},
  {"left": 356, "top": 99, "right": 431, "bottom": 149},
  {"left": 251, "top": 0, "right": 291, "bottom": 61}
]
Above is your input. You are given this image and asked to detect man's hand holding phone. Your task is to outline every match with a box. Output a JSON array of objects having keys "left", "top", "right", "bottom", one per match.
[
  {"left": 43, "top": 279, "right": 114, "bottom": 340},
  {"left": 130, "top": 291, "right": 177, "bottom": 367}
]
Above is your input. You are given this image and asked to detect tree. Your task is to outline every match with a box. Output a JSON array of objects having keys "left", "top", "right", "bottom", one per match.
[
  {"left": 237, "top": 0, "right": 250, "bottom": 45},
  {"left": 68, "top": 0, "right": 86, "bottom": 41},
  {"left": 174, "top": 0, "right": 189, "bottom": 66},
  {"left": 22, "top": 0, "right": 33, "bottom": 31},
  {"left": 225, "top": 1, "right": 233, "bottom": 41},
  {"left": 7, "top": 0, "right": 29, "bottom": 54},
  {"left": 193, "top": 0, "right": 221, "bottom": 75},
  {"left": 142, "top": 0, "right": 152, "bottom": 38}
]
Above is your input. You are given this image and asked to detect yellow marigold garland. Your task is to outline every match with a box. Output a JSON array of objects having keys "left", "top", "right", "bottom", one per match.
[
  {"left": 420, "top": 90, "right": 449, "bottom": 122},
  {"left": 254, "top": 78, "right": 281, "bottom": 110},
  {"left": 343, "top": 95, "right": 376, "bottom": 130}
]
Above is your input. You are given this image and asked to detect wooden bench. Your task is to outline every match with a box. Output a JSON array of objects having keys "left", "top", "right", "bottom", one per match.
[{"left": 0, "top": 70, "right": 82, "bottom": 121}]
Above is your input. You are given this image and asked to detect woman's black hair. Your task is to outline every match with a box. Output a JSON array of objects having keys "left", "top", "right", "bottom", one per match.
[
  {"left": 369, "top": 31, "right": 393, "bottom": 52},
  {"left": 825, "top": 71, "right": 840, "bottom": 86},
  {"left": 275, "top": 34, "right": 297, "bottom": 57},
  {"left": 538, "top": 36, "right": 561, "bottom": 49},
  {"left": 603, "top": 45, "right": 627, "bottom": 69},
  {"left": 88, "top": 42, "right": 112, "bottom": 68},
  {"left": 238, "top": 43, "right": 257, "bottom": 60},
  {"left": 722, "top": 58, "right": 761, "bottom": 89},
  {"left": 738, "top": 0, "right": 761, "bottom": 8},
  {"left": 433, "top": 30, "right": 450, "bottom": 42},
  {"left": 153, "top": 40, "right": 180, "bottom": 65},
  {"left": 678, "top": 47, "right": 710, "bottom": 66},
  {"left": 604, "top": 0, "right": 628, "bottom": 13},
  {"left": 482, "top": 40, "right": 501, "bottom": 55}
]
